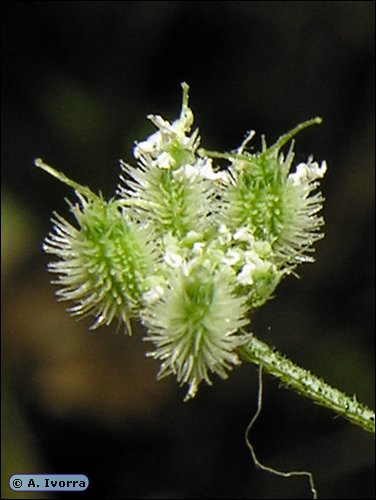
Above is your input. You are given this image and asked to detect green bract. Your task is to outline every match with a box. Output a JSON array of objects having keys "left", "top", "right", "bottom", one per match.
[{"left": 36, "top": 83, "right": 327, "bottom": 399}]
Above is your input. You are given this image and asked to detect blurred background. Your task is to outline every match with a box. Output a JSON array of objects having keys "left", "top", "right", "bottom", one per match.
[{"left": 1, "top": 1, "right": 374, "bottom": 499}]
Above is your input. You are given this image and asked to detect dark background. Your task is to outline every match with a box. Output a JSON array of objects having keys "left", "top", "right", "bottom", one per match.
[{"left": 2, "top": 2, "right": 374, "bottom": 499}]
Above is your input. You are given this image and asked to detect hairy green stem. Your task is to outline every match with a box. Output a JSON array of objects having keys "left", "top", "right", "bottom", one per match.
[{"left": 239, "top": 335, "right": 375, "bottom": 434}]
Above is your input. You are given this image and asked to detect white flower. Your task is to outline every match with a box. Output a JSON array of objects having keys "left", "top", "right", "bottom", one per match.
[
  {"left": 234, "top": 227, "right": 254, "bottom": 243},
  {"left": 217, "top": 224, "right": 232, "bottom": 245},
  {"left": 192, "top": 242, "right": 205, "bottom": 255},
  {"left": 164, "top": 250, "right": 183, "bottom": 268},
  {"left": 172, "top": 164, "right": 199, "bottom": 181},
  {"left": 133, "top": 83, "right": 199, "bottom": 172},
  {"left": 154, "top": 152, "right": 173, "bottom": 169},
  {"left": 133, "top": 131, "right": 162, "bottom": 159},
  {"left": 143, "top": 285, "right": 165, "bottom": 304},
  {"left": 237, "top": 250, "right": 273, "bottom": 286},
  {"left": 237, "top": 263, "right": 256, "bottom": 285},
  {"left": 199, "top": 158, "right": 229, "bottom": 182},
  {"left": 223, "top": 249, "right": 243, "bottom": 266},
  {"left": 289, "top": 157, "right": 327, "bottom": 186}
]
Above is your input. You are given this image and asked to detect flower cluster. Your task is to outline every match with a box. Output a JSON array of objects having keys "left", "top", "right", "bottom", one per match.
[{"left": 36, "top": 83, "right": 326, "bottom": 399}]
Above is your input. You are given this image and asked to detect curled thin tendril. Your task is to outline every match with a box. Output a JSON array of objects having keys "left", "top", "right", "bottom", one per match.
[{"left": 245, "top": 367, "right": 318, "bottom": 499}]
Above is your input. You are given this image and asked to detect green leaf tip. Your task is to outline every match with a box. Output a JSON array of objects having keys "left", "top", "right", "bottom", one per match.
[
  {"left": 180, "top": 81, "right": 190, "bottom": 106},
  {"left": 34, "top": 158, "right": 97, "bottom": 200},
  {"left": 270, "top": 117, "right": 323, "bottom": 152}
]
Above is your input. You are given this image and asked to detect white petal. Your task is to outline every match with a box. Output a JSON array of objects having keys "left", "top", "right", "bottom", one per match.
[
  {"left": 234, "top": 227, "right": 254, "bottom": 242},
  {"left": 237, "top": 263, "right": 255, "bottom": 285},
  {"left": 164, "top": 251, "right": 183, "bottom": 268}
]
